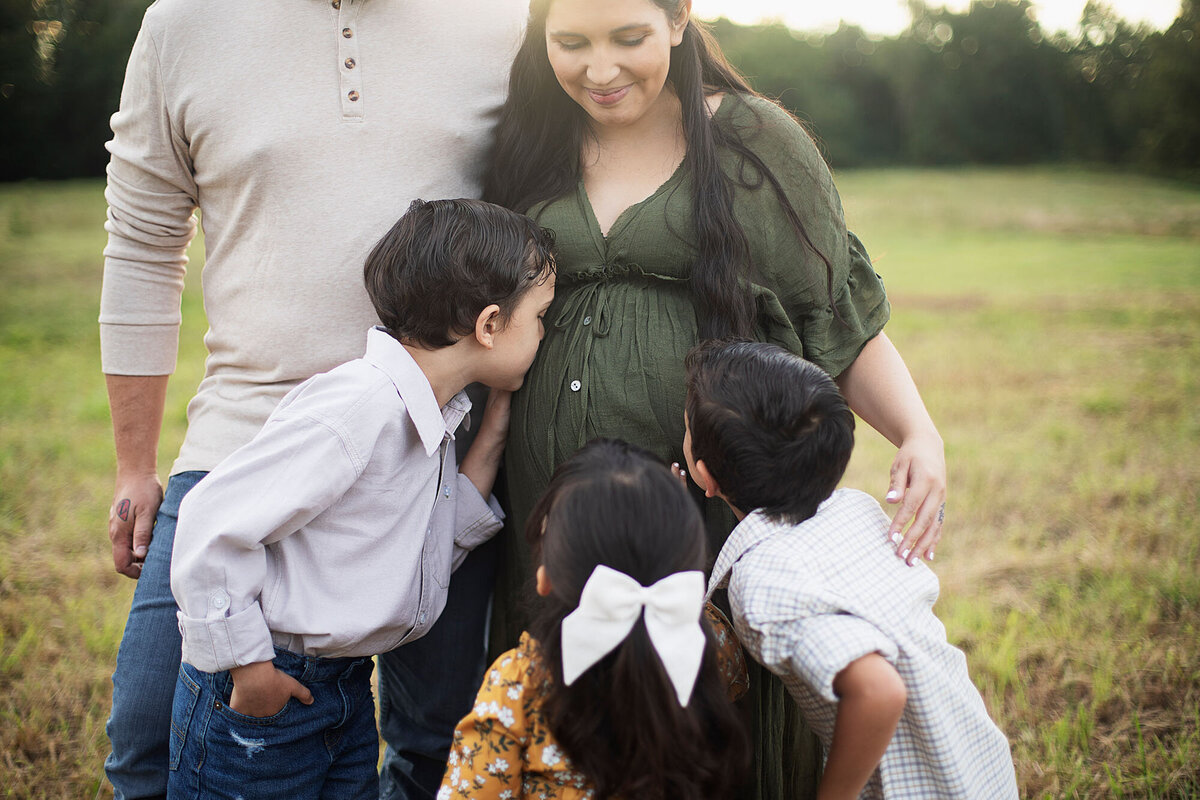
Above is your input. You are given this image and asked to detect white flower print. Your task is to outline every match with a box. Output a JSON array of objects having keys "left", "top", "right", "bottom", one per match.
[
  {"left": 507, "top": 686, "right": 523, "bottom": 700},
  {"left": 499, "top": 792, "right": 514, "bottom": 799},
  {"left": 497, "top": 706, "right": 515, "bottom": 728},
  {"left": 541, "top": 744, "right": 562, "bottom": 767},
  {"left": 436, "top": 787, "right": 450, "bottom": 800},
  {"left": 486, "top": 758, "right": 510, "bottom": 775}
]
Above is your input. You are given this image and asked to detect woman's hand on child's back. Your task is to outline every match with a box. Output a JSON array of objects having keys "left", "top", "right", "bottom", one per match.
[
  {"left": 885, "top": 430, "right": 946, "bottom": 564},
  {"left": 229, "top": 661, "right": 314, "bottom": 718}
]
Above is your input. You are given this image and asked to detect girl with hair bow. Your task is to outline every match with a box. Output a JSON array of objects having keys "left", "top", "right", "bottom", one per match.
[{"left": 438, "top": 439, "right": 750, "bottom": 799}]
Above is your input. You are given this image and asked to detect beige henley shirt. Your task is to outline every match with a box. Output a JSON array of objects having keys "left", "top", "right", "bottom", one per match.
[{"left": 100, "top": 0, "right": 527, "bottom": 474}]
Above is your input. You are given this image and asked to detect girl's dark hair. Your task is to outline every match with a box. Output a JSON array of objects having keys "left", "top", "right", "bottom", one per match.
[
  {"left": 363, "top": 198, "right": 556, "bottom": 349},
  {"left": 525, "top": 438, "right": 749, "bottom": 799},
  {"left": 484, "top": 0, "right": 834, "bottom": 340},
  {"left": 685, "top": 339, "right": 855, "bottom": 524}
]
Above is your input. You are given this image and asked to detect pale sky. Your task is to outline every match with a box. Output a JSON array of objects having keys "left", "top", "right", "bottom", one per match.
[{"left": 691, "top": 0, "right": 1181, "bottom": 36}]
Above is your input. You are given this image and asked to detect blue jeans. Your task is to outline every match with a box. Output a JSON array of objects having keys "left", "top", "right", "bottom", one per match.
[
  {"left": 168, "top": 651, "right": 377, "bottom": 799},
  {"left": 106, "top": 470, "right": 208, "bottom": 800},
  {"left": 377, "top": 538, "right": 498, "bottom": 800}
]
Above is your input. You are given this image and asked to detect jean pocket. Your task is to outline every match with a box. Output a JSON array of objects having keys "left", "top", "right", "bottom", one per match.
[
  {"left": 215, "top": 693, "right": 294, "bottom": 727},
  {"left": 169, "top": 665, "right": 202, "bottom": 771}
]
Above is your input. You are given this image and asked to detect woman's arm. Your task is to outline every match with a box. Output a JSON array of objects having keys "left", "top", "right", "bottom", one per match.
[{"left": 836, "top": 332, "right": 945, "bottom": 564}]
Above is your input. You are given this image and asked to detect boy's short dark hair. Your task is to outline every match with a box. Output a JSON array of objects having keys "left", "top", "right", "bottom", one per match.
[
  {"left": 685, "top": 340, "right": 855, "bottom": 525},
  {"left": 364, "top": 198, "right": 556, "bottom": 348}
]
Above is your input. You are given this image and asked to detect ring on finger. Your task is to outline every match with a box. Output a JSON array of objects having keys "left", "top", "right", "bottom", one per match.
[{"left": 937, "top": 502, "right": 945, "bottom": 524}]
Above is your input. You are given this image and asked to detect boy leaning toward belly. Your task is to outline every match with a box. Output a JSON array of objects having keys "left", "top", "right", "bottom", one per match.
[
  {"left": 683, "top": 339, "right": 1018, "bottom": 800},
  {"left": 166, "top": 199, "right": 556, "bottom": 799}
]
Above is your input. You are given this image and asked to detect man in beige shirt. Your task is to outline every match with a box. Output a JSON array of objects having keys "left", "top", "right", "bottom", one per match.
[{"left": 100, "top": 2, "right": 526, "bottom": 797}]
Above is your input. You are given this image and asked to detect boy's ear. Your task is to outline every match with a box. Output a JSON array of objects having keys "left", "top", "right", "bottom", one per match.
[
  {"left": 474, "top": 304, "right": 503, "bottom": 349},
  {"left": 693, "top": 458, "right": 724, "bottom": 500},
  {"left": 535, "top": 565, "right": 553, "bottom": 597}
]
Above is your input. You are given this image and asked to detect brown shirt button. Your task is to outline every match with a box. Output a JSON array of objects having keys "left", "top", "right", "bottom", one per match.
[
  {"left": 344, "top": 57, "right": 356, "bottom": 69},
  {"left": 331, "top": 0, "right": 340, "bottom": 8},
  {"left": 347, "top": 90, "right": 360, "bottom": 102},
  {"left": 342, "top": 27, "right": 352, "bottom": 38}
]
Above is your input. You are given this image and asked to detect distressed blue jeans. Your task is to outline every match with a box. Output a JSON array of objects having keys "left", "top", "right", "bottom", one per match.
[{"left": 168, "top": 650, "right": 377, "bottom": 799}]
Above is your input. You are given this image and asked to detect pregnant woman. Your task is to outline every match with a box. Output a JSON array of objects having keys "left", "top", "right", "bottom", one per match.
[{"left": 485, "top": 0, "right": 947, "bottom": 796}]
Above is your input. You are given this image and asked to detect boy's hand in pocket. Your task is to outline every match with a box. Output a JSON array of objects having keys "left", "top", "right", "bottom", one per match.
[{"left": 229, "top": 661, "right": 314, "bottom": 717}]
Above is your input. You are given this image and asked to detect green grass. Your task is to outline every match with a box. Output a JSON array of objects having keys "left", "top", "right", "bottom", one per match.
[
  {"left": 2, "top": 168, "right": 1198, "bottom": 798},
  {"left": 836, "top": 167, "right": 1200, "bottom": 798}
]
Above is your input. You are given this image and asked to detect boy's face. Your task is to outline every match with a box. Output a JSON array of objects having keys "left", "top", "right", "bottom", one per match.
[
  {"left": 682, "top": 410, "right": 701, "bottom": 491},
  {"left": 486, "top": 269, "right": 556, "bottom": 390}
]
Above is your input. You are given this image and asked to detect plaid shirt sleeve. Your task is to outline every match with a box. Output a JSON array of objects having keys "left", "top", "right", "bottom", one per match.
[{"left": 741, "top": 612, "right": 899, "bottom": 703}]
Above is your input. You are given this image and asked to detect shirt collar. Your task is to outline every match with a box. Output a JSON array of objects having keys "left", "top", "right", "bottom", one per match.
[
  {"left": 706, "top": 509, "right": 780, "bottom": 600},
  {"left": 363, "top": 327, "right": 472, "bottom": 457}
]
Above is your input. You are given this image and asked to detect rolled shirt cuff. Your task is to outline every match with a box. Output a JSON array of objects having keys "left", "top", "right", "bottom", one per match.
[
  {"left": 177, "top": 599, "right": 276, "bottom": 673},
  {"left": 100, "top": 322, "right": 180, "bottom": 375},
  {"left": 450, "top": 473, "right": 505, "bottom": 571}
]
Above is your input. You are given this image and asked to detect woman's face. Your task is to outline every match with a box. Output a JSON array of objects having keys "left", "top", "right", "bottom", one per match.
[{"left": 544, "top": 0, "right": 687, "bottom": 131}]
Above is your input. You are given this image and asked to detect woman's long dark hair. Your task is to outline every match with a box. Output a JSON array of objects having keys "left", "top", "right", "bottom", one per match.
[
  {"left": 525, "top": 439, "right": 750, "bottom": 799},
  {"left": 484, "top": 0, "right": 836, "bottom": 340}
]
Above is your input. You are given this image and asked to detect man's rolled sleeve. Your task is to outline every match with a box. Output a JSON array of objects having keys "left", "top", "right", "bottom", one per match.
[
  {"left": 100, "top": 19, "right": 199, "bottom": 376},
  {"left": 449, "top": 472, "right": 505, "bottom": 571},
  {"left": 746, "top": 613, "right": 899, "bottom": 704}
]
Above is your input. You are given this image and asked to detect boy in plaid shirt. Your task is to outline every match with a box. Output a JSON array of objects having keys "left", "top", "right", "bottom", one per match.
[{"left": 682, "top": 340, "right": 1017, "bottom": 799}]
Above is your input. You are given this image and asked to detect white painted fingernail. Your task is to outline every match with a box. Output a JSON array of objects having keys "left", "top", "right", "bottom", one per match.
[
  {"left": 890, "top": 531, "right": 903, "bottom": 545},
  {"left": 886, "top": 490, "right": 900, "bottom": 501},
  {"left": 901, "top": 548, "right": 911, "bottom": 560},
  {"left": 929, "top": 551, "right": 935, "bottom": 561}
]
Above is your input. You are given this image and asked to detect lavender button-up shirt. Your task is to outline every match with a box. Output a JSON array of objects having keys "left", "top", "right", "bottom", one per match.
[{"left": 172, "top": 327, "right": 503, "bottom": 673}]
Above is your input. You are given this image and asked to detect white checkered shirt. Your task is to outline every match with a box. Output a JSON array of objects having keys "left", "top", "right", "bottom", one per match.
[{"left": 708, "top": 489, "right": 1018, "bottom": 799}]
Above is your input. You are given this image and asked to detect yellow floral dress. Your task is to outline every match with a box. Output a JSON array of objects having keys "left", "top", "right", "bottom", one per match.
[{"left": 437, "top": 605, "right": 749, "bottom": 799}]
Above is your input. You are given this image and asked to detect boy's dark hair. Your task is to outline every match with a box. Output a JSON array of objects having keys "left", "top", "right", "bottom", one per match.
[
  {"left": 525, "top": 438, "right": 750, "bottom": 800},
  {"left": 685, "top": 339, "right": 855, "bottom": 525},
  {"left": 363, "top": 198, "right": 555, "bottom": 348}
]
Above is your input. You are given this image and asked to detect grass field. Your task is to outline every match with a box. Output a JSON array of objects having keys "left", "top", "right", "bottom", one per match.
[{"left": 1, "top": 168, "right": 1198, "bottom": 798}]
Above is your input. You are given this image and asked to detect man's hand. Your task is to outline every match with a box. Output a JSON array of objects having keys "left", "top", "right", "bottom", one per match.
[
  {"left": 229, "top": 661, "right": 314, "bottom": 718},
  {"left": 109, "top": 473, "right": 164, "bottom": 578}
]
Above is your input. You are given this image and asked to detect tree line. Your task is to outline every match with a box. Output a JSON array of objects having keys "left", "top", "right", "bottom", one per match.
[{"left": 1, "top": 0, "right": 1198, "bottom": 181}]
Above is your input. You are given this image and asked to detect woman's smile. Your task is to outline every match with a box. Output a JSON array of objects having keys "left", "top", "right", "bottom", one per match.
[
  {"left": 586, "top": 85, "right": 631, "bottom": 106},
  {"left": 545, "top": 0, "right": 686, "bottom": 132}
]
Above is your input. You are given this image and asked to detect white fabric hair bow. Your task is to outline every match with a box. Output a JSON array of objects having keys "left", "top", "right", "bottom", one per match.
[{"left": 560, "top": 564, "right": 707, "bottom": 706}]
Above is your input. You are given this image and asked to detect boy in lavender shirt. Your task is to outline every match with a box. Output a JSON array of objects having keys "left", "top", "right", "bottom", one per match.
[
  {"left": 683, "top": 340, "right": 1017, "bottom": 800},
  {"left": 168, "top": 199, "right": 555, "bottom": 798}
]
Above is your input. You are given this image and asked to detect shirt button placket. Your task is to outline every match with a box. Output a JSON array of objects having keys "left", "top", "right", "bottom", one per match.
[{"left": 337, "top": 0, "right": 364, "bottom": 120}]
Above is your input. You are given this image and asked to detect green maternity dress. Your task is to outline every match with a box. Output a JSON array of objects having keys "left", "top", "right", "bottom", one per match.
[{"left": 494, "top": 93, "right": 892, "bottom": 800}]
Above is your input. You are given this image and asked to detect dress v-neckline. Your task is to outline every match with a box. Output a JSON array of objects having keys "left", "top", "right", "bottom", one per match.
[
  {"left": 578, "top": 156, "right": 688, "bottom": 247},
  {"left": 575, "top": 94, "right": 731, "bottom": 249}
]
